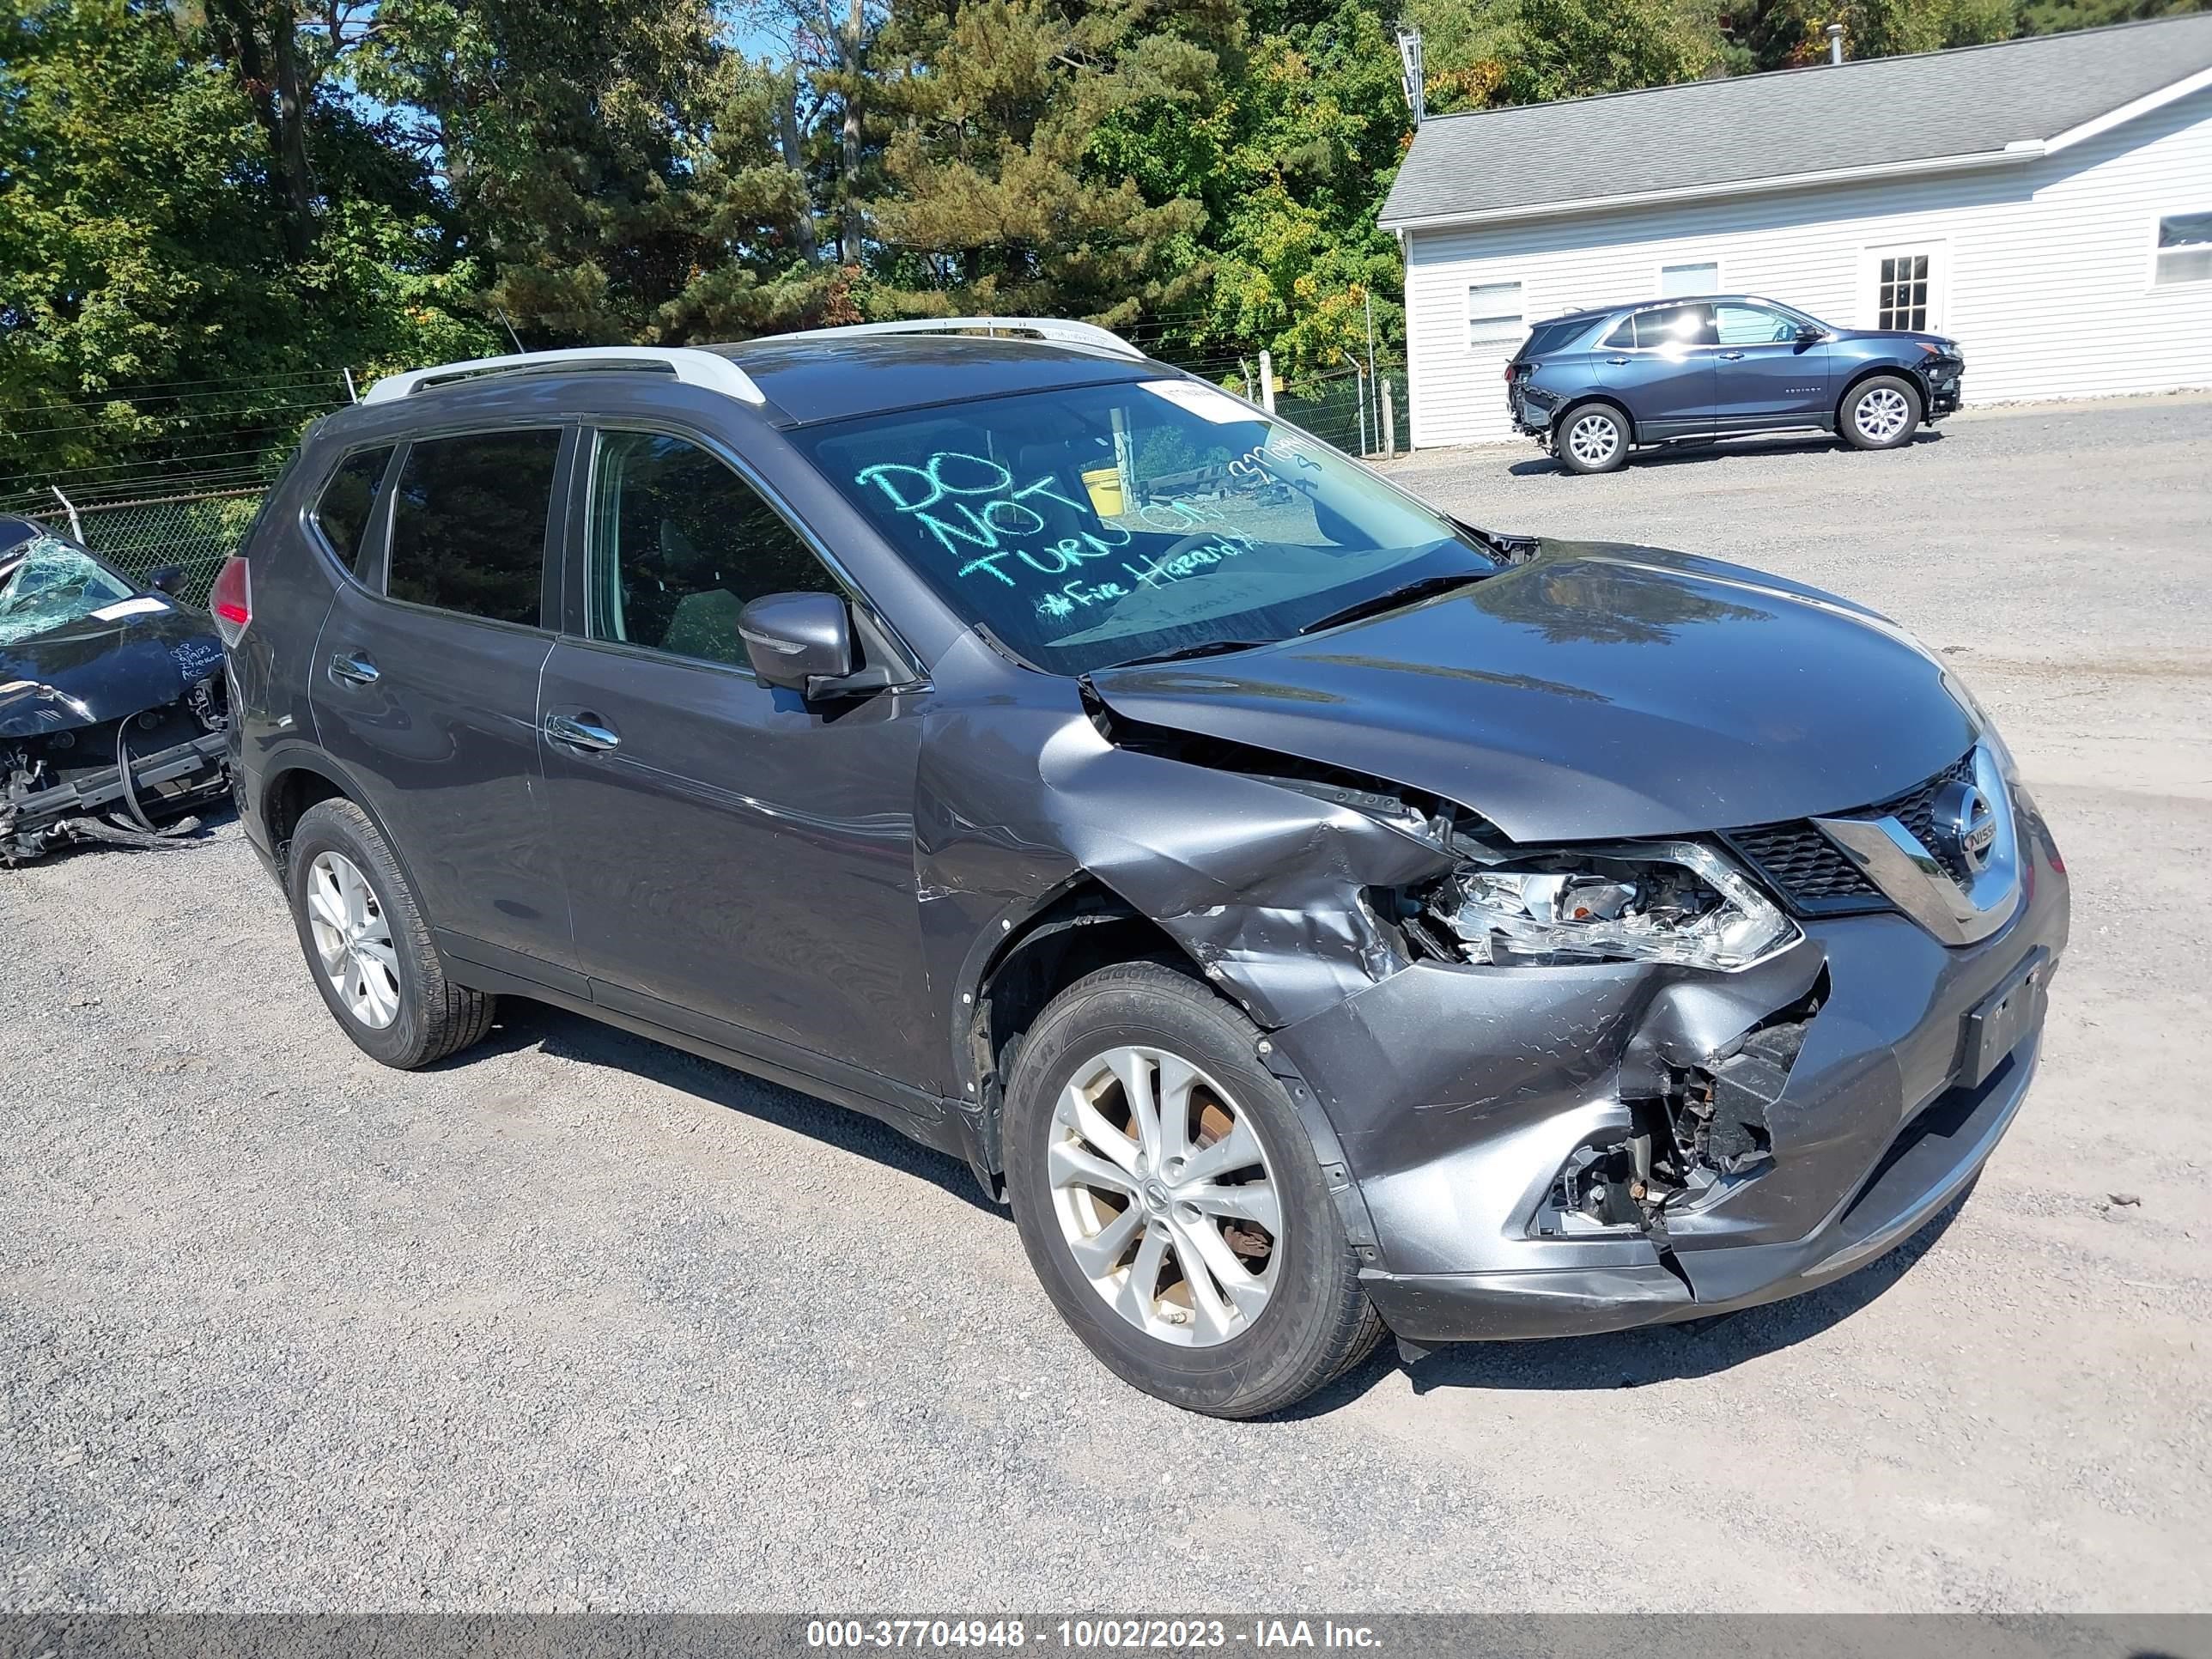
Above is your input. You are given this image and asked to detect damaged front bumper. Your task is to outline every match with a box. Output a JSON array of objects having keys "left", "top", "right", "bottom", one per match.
[
  {"left": 1271, "top": 786, "right": 2069, "bottom": 1345},
  {"left": 1, "top": 726, "right": 230, "bottom": 864}
]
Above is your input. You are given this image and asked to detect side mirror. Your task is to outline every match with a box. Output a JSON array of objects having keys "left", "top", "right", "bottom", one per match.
[
  {"left": 146, "top": 563, "right": 185, "bottom": 596},
  {"left": 738, "top": 591, "right": 869, "bottom": 696},
  {"left": 1795, "top": 324, "right": 1825, "bottom": 343}
]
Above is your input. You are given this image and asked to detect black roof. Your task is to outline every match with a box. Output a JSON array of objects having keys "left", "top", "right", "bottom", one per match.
[
  {"left": 710, "top": 334, "right": 1160, "bottom": 426},
  {"left": 1382, "top": 14, "right": 2212, "bottom": 228}
]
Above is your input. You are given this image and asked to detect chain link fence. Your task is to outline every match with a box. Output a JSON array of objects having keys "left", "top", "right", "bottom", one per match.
[{"left": 51, "top": 487, "right": 265, "bottom": 606}]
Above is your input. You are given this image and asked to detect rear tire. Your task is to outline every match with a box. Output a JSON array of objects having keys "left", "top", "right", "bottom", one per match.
[
  {"left": 1004, "top": 961, "right": 1382, "bottom": 1419},
  {"left": 1839, "top": 374, "right": 1921, "bottom": 451},
  {"left": 286, "top": 797, "right": 495, "bottom": 1069},
  {"left": 1556, "top": 404, "right": 1630, "bottom": 475}
]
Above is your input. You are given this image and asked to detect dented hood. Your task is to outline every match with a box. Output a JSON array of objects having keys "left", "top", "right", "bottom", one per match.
[
  {"left": 0, "top": 605, "right": 223, "bottom": 740},
  {"left": 1085, "top": 541, "right": 1978, "bottom": 843}
]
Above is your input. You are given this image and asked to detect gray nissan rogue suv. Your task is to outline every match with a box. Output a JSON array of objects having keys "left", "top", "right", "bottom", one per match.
[{"left": 216, "top": 319, "right": 2068, "bottom": 1417}]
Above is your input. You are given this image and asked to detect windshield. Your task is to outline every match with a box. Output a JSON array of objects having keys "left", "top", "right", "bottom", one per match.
[
  {"left": 791, "top": 378, "right": 1498, "bottom": 676},
  {"left": 0, "top": 538, "right": 140, "bottom": 647}
]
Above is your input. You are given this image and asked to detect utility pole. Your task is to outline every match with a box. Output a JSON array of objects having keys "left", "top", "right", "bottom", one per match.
[
  {"left": 1364, "top": 290, "right": 1379, "bottom": 452},
  {"left": 1395, "top": 29, "right": 1425, "bottom": 128}
]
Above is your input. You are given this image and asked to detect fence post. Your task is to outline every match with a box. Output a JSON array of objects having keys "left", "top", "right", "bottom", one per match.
[
  {"left": 1258, "top": 349, "right": 1277, "bottom": 415},
  {"left": 1358, "top": 372, "right": 1369, "bottom": 456},
  {"left": 343, "top": 367, "right": 359, "bottom": 404},
  {"left": 1382, "top": 380, "right": 1396, "bottom": 458},
  {"left": 48, "top": 485, "right": 84, "bottom": 543}
]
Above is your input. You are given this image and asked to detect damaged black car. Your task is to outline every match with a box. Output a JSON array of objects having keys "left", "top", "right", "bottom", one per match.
[
  {"left": 221, "top": 325, "right": 2067, "bottom": 1417},
  {"left": 2, "top": 525, "right": 229, "bottom": 864}
]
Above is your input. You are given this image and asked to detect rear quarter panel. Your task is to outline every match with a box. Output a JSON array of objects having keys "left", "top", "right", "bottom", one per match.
[{"left": 228, "top": 443, "right": 343, "bottom": 856}]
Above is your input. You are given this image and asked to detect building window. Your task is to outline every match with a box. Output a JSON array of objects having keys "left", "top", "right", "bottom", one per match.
[
  {"left": 1467, "top": 281, "right": 1524, "bottom": 349},
  {"left": 1874, "top": 250, "right": 1933, "bottom": 330},
  {"left": 1658, "top": 260, "right": 1719, "bottom": 298},
  {"left": 2154, "top": 212, "right": 2212, "bottom": 286}
]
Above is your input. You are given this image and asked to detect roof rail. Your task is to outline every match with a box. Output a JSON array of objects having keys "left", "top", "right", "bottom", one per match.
[
  {"left": 361, "top": 346, "right": 766, "bottom": 406},
  {"left": 759, "top": 317, "right": 1147, "bottom": 362}
]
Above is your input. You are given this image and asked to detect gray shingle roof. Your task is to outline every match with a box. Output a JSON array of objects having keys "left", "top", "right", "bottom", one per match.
[{"left": 1380, "top": 15, "right": 2212, "bottom": 228}]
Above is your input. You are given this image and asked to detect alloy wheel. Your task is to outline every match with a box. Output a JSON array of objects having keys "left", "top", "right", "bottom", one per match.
[
  {"left": 306, "top": 850, "right": 401, "bottom": 1030},
  {"left": 1855, "top": 386, "right": 1911, "bottom": 443},
  {"left": 1048, "top": 1045, "right": 1281, "bottom": 1348},
  {"left": 1567, "top": 413, "right": 1620, "bottom": 467}
]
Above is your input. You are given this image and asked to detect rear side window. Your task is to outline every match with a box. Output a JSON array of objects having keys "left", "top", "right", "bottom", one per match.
[
  {"left": 311, "top": 447, "right": 393, "bottom": 578},
  {"left": 386, "top": 429, "right": 562, "bottom": 627},
  {"left": 1517, "top": 319, "right": 1595, "bottom": 358}
]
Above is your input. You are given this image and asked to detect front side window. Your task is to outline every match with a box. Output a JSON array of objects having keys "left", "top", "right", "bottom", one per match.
[
  {"left": 2154, "top": 212, "right": 2212, "bottom": 286},
  {"left": 1875, "top": 250, "right": 1932, "bottom": 329},
  {"left": 313, "top": 447, "right": 394, "bottom": 578},
  {"left": 586, "top": 430, "right": 836, "bottom": 669},
  {"left": 1713, "top": 303, "right": 1801, "bottom": 346},
  {"left": 386, "top": 429, "right": 561, "bottom": 626},
  {"left": 1633, "top": 304, "right": 1715, "bottom": 350},
  {"left": 1468, "top": 281, "right": 1525, "bottom": 348},
  {"left": 791, "top": 378, "right": 1498, "bottom": 678}
]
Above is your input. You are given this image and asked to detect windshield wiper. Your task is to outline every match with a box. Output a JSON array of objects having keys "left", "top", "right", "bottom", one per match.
[
  {"left": 1107, "top": 638, "right": 1279, "bottom": 670},
  {"left": 1297, "top": 572, "right": 1490, "bottom": 636}
]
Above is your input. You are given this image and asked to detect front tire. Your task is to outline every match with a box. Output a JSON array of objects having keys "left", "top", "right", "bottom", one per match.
[
  {"left": 1840, "top": 374, "right": 1922, "bottom": 451},
  {"left": 1556, "top": 404, "right": 1630, "bottom": 474},
  {"left": 286, "top": 797, "right": 495, "bottom": 1069},
  {"left": 1004, "top": 962, "right": 1382, "bottom": 1418}
]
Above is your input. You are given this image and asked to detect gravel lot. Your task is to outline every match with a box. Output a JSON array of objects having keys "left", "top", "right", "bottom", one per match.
[{"left": 3, "top": 393, "right": 2208, "bottom": 1613}]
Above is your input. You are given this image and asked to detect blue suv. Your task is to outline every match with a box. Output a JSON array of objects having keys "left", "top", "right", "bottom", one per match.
[{"left": 1507, "top": 295, "right": 1964, "bottom": 474}]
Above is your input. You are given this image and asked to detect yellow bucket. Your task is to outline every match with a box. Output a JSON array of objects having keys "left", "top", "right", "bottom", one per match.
[{"left": 1081, "top": 465, "right": 1124, "bottom": 517}]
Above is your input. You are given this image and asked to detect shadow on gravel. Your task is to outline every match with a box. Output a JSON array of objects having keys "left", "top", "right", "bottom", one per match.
[
  {"left": 460, "top": 996, "right": 1002, "bottom": 1215},
  {"left": 1277, "top": 1184, "right": 1976, "bottom": 1418},
  {"left": 1506, "top": 428, "right": 1944, "bottom": 477}
]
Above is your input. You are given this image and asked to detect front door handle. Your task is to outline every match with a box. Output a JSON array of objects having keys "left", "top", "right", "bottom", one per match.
[
  {"left": 1605, "top": 356, "right": 1630, "bottom": 366},
  {"left": 327, "top": 651, "right": 380, "bottom": 686},
  {"left": 544, "top": 712, "right": 621, "bottom": 753},
  {"left": 1719, "top": 349, "right": 1746, "bottom": 361}
]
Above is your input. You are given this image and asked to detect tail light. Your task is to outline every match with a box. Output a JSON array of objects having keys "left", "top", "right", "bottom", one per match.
[
  {"left": 1504, "top": 362, "right": 1528, "bottom": 384},
  {"left": 210, "top": 556, "right": 252, "bottom": 647}
]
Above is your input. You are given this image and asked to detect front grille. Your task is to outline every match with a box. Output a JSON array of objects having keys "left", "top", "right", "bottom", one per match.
[
  {"left": 1723, "top": 823, "right": 1880, "bottom": 907},
  {"left": 1724, "top": 749, "right": 1978, "bottom": 915},
  {"left": 1872, "top": 750, "right": 1978, "bottom": 884}
]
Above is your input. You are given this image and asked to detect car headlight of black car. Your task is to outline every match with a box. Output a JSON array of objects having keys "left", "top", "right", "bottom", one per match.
[{"left": 1435, "top": 841, "right": 1799, "bottom": 970}]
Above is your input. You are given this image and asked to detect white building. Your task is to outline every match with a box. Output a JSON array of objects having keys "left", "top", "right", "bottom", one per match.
[{"left": 1381, "top": 15, "right": 2212, "bottom": 449}]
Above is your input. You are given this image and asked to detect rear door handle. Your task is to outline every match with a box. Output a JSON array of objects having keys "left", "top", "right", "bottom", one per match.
[
  {"left": 1605, "top": 356, "right": 1630, "bottom": 366},
  {"left": 327, "top": 651, "right": 379, "bottom": 686},
  {"left": 1719, "top": 350, "right": 1746, "bottom": 360},
  {"left": 544, "top": 712, "right": 621, "bottom": 753}
]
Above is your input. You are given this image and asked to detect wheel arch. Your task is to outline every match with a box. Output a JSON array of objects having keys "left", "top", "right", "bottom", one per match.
[
  {"left": 261, "top": 754, "right": 428, "bottom": 915},
  {"left": 1553, "top": 394, "right": 1638, "bottom": 446},
  {"left": 1835, "top": 361, "right": 1928, "bottom": 426},
  {"left": 952, "top": 878, "right": 1380, "bottom": 1258}
]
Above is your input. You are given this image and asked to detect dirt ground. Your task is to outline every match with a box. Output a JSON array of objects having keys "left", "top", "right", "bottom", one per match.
[{"left": 3, "top": 392, "right": 2207, "bottom": 1613}]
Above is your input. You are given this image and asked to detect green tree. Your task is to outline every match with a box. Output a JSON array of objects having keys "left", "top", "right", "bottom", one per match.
[
  {"left": 0, "top": 0, "right": 490, "bottom": 485},
  {"left": 1717, "top": 0, "right": 2014, "bottom": 72},
  {"left": 355, "top": 0, "right": 823, "bottom": 345},
  {"left": 1179, "top": 0, "right": 1411, "bottom": 380},
  {"left": 858, "top": 0, "right": 1237, "bottom": 323}
]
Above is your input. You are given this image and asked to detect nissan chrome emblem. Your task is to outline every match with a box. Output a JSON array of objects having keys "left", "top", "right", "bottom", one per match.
[{"left": 1934, "top": 776, "right": 1999, "bottom": 874}]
